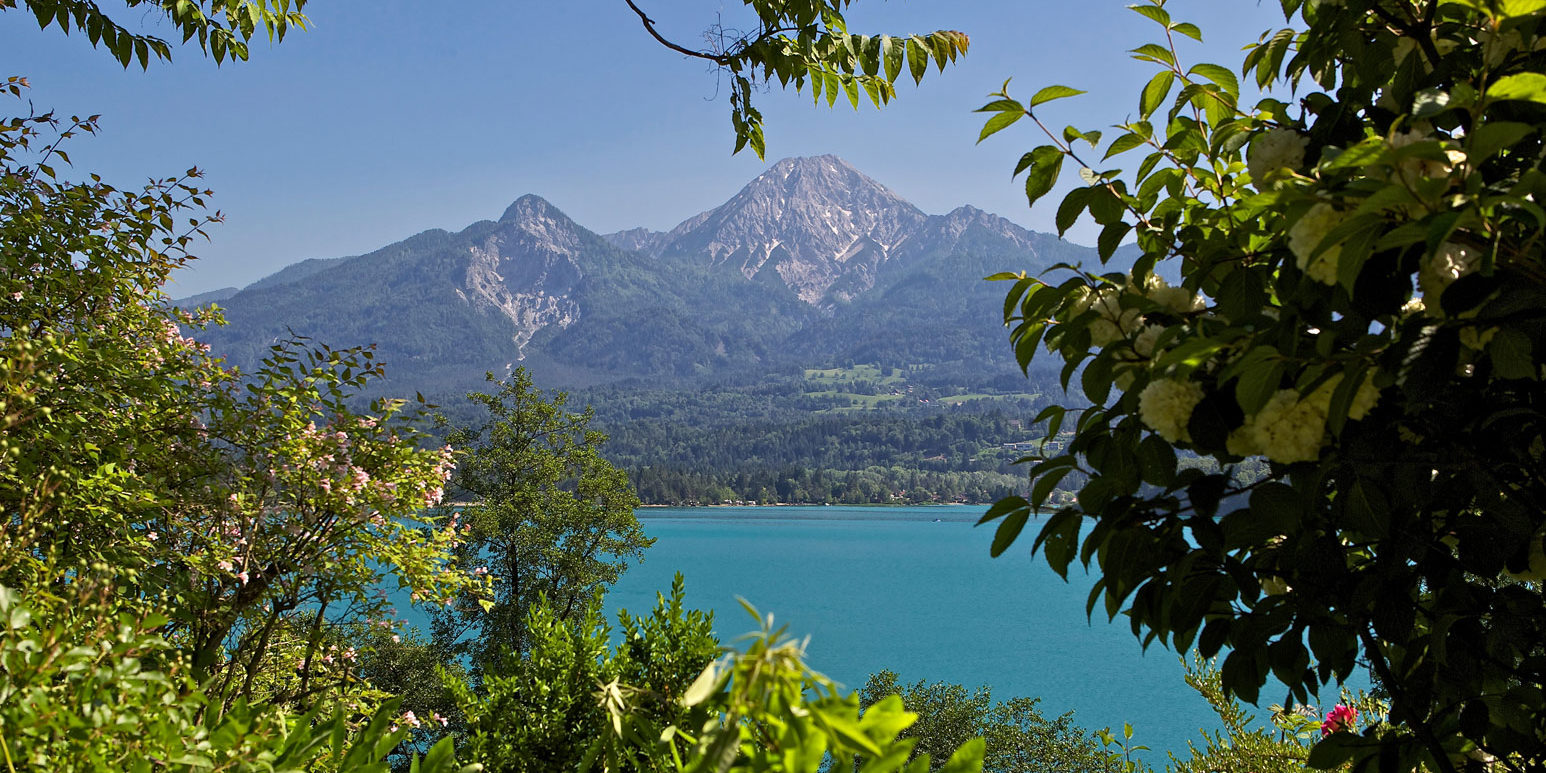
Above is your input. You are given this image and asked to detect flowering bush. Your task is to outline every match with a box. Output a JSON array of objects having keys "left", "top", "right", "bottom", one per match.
[
  {"left": 973, "top": 1, "right": 1546, "bottom": 771},
  {"left": 0, "top": 79, "right": 485, "bottom": 765}
]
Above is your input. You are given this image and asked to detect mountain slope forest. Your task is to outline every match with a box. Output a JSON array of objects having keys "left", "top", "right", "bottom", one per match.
[{"left": 189, "top": 155, "right": 1124, "bottom": 503}]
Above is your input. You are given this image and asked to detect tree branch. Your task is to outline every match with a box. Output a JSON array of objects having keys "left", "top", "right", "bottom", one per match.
[{"left": 623, "top": 0, "right": 730, "bottom": 64}]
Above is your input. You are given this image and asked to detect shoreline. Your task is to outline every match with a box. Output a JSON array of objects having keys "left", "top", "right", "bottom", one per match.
[{"left": 636, "top": 501, "right": 982, "bottom": 508}]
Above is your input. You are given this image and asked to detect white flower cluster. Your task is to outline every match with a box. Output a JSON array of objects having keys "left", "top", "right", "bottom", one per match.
[
  {"left": 1247, "top": 127, "right": 1308, "bottom": 186},
  {"left": 1138, "top": 378, "right": 1205, "bottom": 443},
  {"left": 1070, "top": 285, "right": 1141, "bottom": 347},
  {"left": 1388, "top": 128, "right": 1467, "bottom": 187},
  {"left": 1227, "top": 372, "right": 1381, "bottom": 463},
  {"left": 1066, "top": 275, "right": 1202, "bottom": 354},
  {"left": 1287, "top": 203, "right": 1344, "bottom": 286},
  {"left": 1147, "top": 278, "right": 1206, "bottom": 315}
]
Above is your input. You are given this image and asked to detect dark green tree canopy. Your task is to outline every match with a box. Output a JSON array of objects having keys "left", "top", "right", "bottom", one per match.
[
  {"left": 434, "top": 369, "right": 652, "bottom": 675},
  {"left": 969, "top": 1, "right": 1546, "bottom": 771}
]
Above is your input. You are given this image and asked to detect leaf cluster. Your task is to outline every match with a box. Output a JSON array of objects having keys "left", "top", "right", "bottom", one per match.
[
  {"left": 4, "top": 0, "right": 309, "bottom": 66},
  {"left": 628, "top": 0, "right": 966, "bottom": 158}
]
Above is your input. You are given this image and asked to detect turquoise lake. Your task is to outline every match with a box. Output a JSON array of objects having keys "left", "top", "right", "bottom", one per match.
[{"left": 605, "top": 505, "right": 1253, "bottom": 760}]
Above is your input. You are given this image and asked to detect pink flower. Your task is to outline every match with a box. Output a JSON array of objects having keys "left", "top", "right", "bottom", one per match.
[
  {"left": 402, "top": 710, "right": 421, "bottom": 728},
  {"left": 217, "top": 560, "right": 234, "bottom": 572},
  {"left": 473, "top": 566, "right": 488, "bottom": 576},
  {"left": 392, "top": 634, "right": 401, "bottom": 643},
  {"left": 1321, "top": 704, "right": 1358, "bottom": 736},
  {"left": 236, "top": 571, "right": 250, "bottom": 585},
  {"left": 432, "top": 712, "right": 449, "bottom": 727},
  {"left": 146, "top": 531, "right": 158, "bottom": 542}
]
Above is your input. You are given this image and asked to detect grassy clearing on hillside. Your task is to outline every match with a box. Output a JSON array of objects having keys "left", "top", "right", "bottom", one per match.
[{"left": 802, "top": 363, "right": 907, "bottom": 386}]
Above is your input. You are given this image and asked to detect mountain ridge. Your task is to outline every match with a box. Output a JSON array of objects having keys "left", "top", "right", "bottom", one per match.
[{"left": 186, "top": 156, "right": 1106, "bottom": 395}]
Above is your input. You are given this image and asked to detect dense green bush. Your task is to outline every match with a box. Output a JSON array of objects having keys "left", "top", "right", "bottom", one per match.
[{"left": 444, "top": 576, "right": 717, "bottom": 772}]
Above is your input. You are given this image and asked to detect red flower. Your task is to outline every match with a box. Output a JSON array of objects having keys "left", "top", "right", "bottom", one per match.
[{"left": 1321, "top": 704, "right": 1358, "bottom": 736}]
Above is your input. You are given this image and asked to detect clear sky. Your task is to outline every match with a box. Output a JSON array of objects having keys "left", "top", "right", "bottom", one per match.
[{"left": 4, "top": 1, "right": 1287, "bottom": 296}]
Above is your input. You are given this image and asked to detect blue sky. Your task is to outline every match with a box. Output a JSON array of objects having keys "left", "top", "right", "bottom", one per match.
[{"left": 5, "top": 1, "right": 1286, "bottom": 295}]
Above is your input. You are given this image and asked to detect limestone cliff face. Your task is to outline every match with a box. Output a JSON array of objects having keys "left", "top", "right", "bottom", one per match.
[
  {"left": 458, "top": 196, "right": 583, "bottom": 357},
  {"left": 656, "top": 156, "right": 928, "bottom": 307}
]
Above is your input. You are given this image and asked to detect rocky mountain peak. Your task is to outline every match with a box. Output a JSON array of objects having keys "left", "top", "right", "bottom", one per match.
[
  {"left": 500, "top": 193, "right": 561, "bottom": 222},
  {"left": 457, "top": 195, "right": 595, "bottom": 357},
  {"left": 659, "top": 155, "right": 928, "bottom": 306}
]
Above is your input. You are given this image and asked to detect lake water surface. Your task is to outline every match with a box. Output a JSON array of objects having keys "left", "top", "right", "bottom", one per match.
[{"left": 606, "top": 505, "right": 1241, "bottom": 759}]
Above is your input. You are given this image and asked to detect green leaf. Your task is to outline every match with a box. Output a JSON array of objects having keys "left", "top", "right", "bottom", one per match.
[
  {"left": 1030, "top": 84, "right": 1086, "bottom": 107},
  {"left": 859, "top": 35, "right": 882, "bottom": 77},
  {"left": 1343, "top": 478, "right": 1390, "bottom": 537},
  {"left": 1128, "top": 3, "right": 1172, "bottom": 26},
  {"left": 1022, "top": 145, "right": 1065, "bottom": 209},
  {"left": 1035, "top": 511, "right": 1083, "bottom": 578},
  {"left": 1055, "top": 188, "right": 1091, "bottom": 235},
  {"left": 882, "top": 35, "right": 903, "bottom": 82},
  {"left": 1411, "top": 88, "right": 1451, "bottom": 118},
  {"left": 1097, "top": 221, "right": 1132, "bottom": 261},
  {"left": 1306, "top": 733, "right": 1359, "bottom": 769},
  {"left": 1031, "top": 466, "right": 1074, "bottom": 508},
  {"left": 991, "top": 508, "right": 1030, "bottom": 557},
  {"left": 977, "top": 495, "right": 1029, "bottom": 525},
  {"left": 1320, "top": 137, "right": 1384, "bottom": 171},
  {"left": 842, "top": 74, "right": 860, "bottom": 109},
  {"left": 1234, "top": 358, "right": 1284, "bottom": 416},
  {"left": 906, "top": 36, "right": 930, "bottom": 84},
  {"left": 682, "top": 661, "right": 724, "bottom": 707},
  {"left": 1488, "top": 328, "right": 1536, "bottom": 379},
  {"left": 937, "top": 737, "right": 986, "bottom": 773},
  {"left": 1130, "top": 43, "right": 1176, "bottom": 67},
  {"left": 420, "top": 737, "right": 457, "bottom": 773},
  {"left": 1188, "top": 63, "right": 1239, "bottom": 99},
  {"left": 977, "top": 110, "right": 1024, "bottom": 143},
  {"left": 1105, "top": 131, "right": 1149, "bottom": 159},
  {"left": 1469, "top": 121, "right": 1534, "bottom": 163},
  {"left": 1488, "top": 72, "right": 1546, "bottom": 103},
  {"left": 1139, "top": 71, "right": 1175, "bottom": 118},
  {"left": 1137, "top": 434, "right": 1177, "bottom": 486}
]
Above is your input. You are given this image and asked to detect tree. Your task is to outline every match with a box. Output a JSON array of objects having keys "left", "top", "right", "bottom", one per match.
[
  {"left": 2, "top": 0, "right": 309, "bottom": 66},
  {"left": 433, "top": 369, "right": 652, "bottom": 674},
  {"left": 622, "top": 0, "right": 967, "bottom": 158},
  {"left": 963, "top": 1, "right": 1546, "bottom": 771},
  {"left": 0, "top": 80, "right": 481, "bottom": 769},
  {"left": 858, "top": 671, "right": 1120, "bottom": 773}
]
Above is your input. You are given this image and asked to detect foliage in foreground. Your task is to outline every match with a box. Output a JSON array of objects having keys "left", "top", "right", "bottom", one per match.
[
  {"left": 0, "top": 584, "right": 473, "bottom": 772},
  {"left": 444, "top": 576, "right": 718, "bottom": 772},
  {"left": 0, "top": 82, "right": 482, "bottom": 769},
  {"left": 969, "top": 1, "right": 1546, "bottom": 771},
  {"left": 596, "top": 604, "right": 987, "bottom": 773}
]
